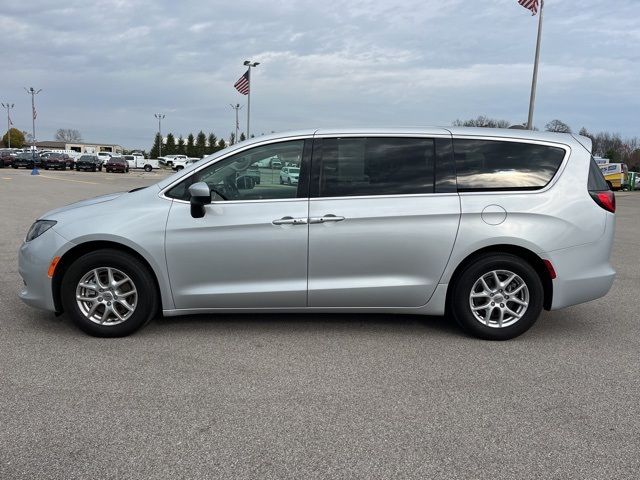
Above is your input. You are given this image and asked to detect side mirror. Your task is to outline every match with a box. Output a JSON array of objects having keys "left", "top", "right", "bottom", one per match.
[{"left": 189, "top": 182, "right": 211, "bottom": 218}]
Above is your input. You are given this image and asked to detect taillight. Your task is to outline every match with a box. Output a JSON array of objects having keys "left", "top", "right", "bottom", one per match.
[{"left": 590, "top": 190, "right": 615, "bottom": 213}]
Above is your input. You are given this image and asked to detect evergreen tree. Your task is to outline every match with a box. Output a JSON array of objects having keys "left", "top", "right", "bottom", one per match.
[
  {"left": 196, "top": 130, "right": 207, "bottom": 158},
  {"left": 165, "top": 133, "right": 176, "bottom": 155},
  {"left": 150, "top": 133, "right": 162, "bottom": 159},
  {"left": 218, "top": 138, "right": 227, "bottom": 149},
  {"left": 186, "top": 133, "right": 196, "bottom": 157},
  {"left": 239, "top": 132, "right": 246, "bottom": 142},
  {"left": 229, "top": 132, "right": 236, "bottom": 145},
  {"left": 207, "top": 133, "right": 217, "bottom": 154},
  {"left": 177, "top": 135, "right": 186, "bottom": 154}
]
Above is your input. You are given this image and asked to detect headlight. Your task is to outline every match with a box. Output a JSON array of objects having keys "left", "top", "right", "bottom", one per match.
[{"left": 26, "top": 220, "right": 57, "bottom": 242}]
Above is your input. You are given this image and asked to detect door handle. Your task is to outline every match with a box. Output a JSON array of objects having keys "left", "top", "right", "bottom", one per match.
[
  {"left": 309, "top": 214, "right": 346, "bottom": 224},
  {"left": 272, "top": 216, "right": 308, "bottom": 225}
]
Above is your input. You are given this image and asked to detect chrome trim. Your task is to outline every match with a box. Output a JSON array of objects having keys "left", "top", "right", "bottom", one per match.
[
  {"left": 309, "top": 215, "right": 345, "bottom": 224},
  {"left": 272, "top": 216, "right": 308, "bottom": 225},
  {"left": 310, "top": 192, "right": 459, "bottom": 201},
  {"left": 170, "top": 197, "right": 306, "bottom": 206}
]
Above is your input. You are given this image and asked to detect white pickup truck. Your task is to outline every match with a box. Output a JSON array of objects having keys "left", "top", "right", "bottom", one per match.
[
  {"left": 157, "top": 154, "right": 187, "bottom": 168},
  {"left": 123, "top": 154, "right": 159, "bottom": 172}
]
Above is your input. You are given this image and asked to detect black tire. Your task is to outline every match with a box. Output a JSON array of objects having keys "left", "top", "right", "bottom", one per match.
[
  {"left": 76, "top": 167, "right": 80, "bottom": 171},
  {"left": 61, "top": 165, "right": 66, "bottom": 171},
  {"left": 144, "top": 165, "right": 152, "bottom": 172},
  {"left": 44, "top": 165, "right": 49, "bottom": 170},
  {"left": 61, "top": 249, "right": 158, "bottom": 337},
  {"left": 12, "top": 165, "right": 18, "bottom": 169},
  {"left": 99, "top": 166, "right": 102, "bottom": 172},
  {"left": 449, "top": 253, "right": 543, "bottom": 340}
]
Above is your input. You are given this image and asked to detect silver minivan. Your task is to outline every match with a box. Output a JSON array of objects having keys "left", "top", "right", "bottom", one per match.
[{"left": 18, "top": 128, "right": 616, "bottom": 340}]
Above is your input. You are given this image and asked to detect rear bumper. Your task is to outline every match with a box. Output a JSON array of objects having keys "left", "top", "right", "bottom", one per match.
[{"left": 547, "top": 213, "right": 616, "bottom": 310}]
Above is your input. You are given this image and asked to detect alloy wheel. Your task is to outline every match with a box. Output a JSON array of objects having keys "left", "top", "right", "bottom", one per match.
[
  {"left": 75, "top": 267, "right": 138, "bottom": 325},
  {"left": 468, "top": 269, "right": 529, "bottom": 328}
]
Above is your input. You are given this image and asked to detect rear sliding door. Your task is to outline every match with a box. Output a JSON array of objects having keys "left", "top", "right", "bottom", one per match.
[{"left": 307, "top": 134, "right": 461, "bottom": 308}]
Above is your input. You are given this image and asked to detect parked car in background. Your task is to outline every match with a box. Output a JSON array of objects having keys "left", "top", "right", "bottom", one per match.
[
  {"left": 12, "top": 152, "right": 41, "bottom": 169},
  {"left": 123, "top": 154, "right": 158, "bottom": 172},
  {"left": 255, "top": 156, "right": 282, "bottom": 169},
  {"left": 158, "top": 154, "right": 188, "bottom": 167},
  {"left": 75, "top": 155, "right": 102, "bottom": 172},
  {"left": 96, "top": 152, "right": 113, "bottom": 166},
  {"left": 172, "top": 157, "right": 202, "bottom": 171},
  {"left": 0, "top": 149, "right": 16, "bottom": 166},
  {"left": 599, "top": 163, "right": 629, "bottom": 190},
  {"left": 41, "top": 152, "right": 68, "bottom": 171},
  {"left": 105, "top": 157, "right": 129, "bottom": 173},
  {"left": 279, "top": 166, "right": 300, "bottom": 185}
]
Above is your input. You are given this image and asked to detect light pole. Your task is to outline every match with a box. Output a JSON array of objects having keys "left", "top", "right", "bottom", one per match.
[
  {"left": 230, "top": 103, "right": 242, "bottom": 143},
  {"left": 243, "top": 60, "right": 259, "bottom": 138},
  {"left": 154, "top": 113, "right": 165, "bottom": 158},
  {"left": 24, "top": 87, "right": 42, "bottom": 174},
  {"left": 1, "top": 103, "right": 14, "bottom": 148}
]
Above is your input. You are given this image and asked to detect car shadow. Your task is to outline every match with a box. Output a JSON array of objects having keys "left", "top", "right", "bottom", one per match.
[{"left": 151, "top": 312, "right": 463, "bottom": 337}]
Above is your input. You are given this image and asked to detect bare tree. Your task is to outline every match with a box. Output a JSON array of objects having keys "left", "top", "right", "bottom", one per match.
[
  {"left": 545, "top": 119, "right": 572, "bottom": 133},
  {"left": 452, "top": 116, "right": 511, "bottom": 128},
  {"left": 55, "top": 128, "right": 82, "bottom": 142}
]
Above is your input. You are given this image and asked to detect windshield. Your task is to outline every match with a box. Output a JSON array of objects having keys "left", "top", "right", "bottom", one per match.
[{"left": 289, "top": 167, "right": 300, "bottom": 173}]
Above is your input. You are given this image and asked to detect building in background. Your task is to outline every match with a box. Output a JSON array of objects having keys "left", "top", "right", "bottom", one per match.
[{"left": 35, "top": 141, "right": 123, "bottom": 154}]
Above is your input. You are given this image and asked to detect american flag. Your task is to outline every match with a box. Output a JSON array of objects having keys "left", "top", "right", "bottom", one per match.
[
  {"left": 234, "top": 70, "right": 250, "bottom": 95},
  {"left": 518, "top": 0, "right": 539, "bottom": 15}
]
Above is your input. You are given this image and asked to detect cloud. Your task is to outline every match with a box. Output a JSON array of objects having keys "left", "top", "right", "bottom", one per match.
[{"left": 0, "top": 0, "right": 638, "bottom": 148}]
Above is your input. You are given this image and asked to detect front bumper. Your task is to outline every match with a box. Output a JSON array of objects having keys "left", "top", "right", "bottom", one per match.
[{"left": 18, "top": 229, "right": 72, "bottom": 312}]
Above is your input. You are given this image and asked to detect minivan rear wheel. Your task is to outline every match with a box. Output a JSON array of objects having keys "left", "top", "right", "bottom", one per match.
[
  {"left": 61, "top": 249, "right": 158, "bottom": 337},
  {"left": 450, "top": 253, "right": 543, "bottom": 340}
]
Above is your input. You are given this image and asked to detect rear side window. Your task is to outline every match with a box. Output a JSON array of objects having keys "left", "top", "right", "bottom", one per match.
[
  {"left": 453, "top": 139, "right": 565, "bottom": 191},
  {"left": 317, "top": 137, "right": 435, "bottom": 197},
  {"left": 588, "top": 157, "right": 609, "bottom": 191}
]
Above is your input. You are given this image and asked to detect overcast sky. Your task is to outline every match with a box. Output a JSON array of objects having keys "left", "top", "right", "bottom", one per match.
[{"left": 1, "top": 0, "right": 638, "bottom": 149}]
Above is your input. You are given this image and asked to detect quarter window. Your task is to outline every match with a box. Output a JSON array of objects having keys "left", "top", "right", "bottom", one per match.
[
  {"left": 453, "top": 139, "right": 565, "bottom": 191},
  {"left": 317, "top": 137, "right": 435, "bottom": 197},
  {"left": 166, "top": 140, "right": 305, "bottom": 201}
]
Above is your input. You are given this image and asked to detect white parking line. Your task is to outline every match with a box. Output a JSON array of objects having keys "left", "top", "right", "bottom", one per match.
[{"left": 37, "top": 175, "right": 99, "bottom": 185}]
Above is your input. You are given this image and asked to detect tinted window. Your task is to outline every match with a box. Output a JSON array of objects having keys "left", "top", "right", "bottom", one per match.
[
  {"left": 588, "top": 157, "right": 609, "bottom": 191},
  {"left": 453, "top": 139, "right": 565, "bottom": 191},
  {"left": 166, "top": 140, "right": 305, "bottom": 201},
  {"left": 318, "top": 137, "right": 435, "bottom": 197}
]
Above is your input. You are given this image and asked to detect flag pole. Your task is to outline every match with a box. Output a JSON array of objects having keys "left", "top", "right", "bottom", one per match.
[
  {"left": 246, "top": 67, "right": 251, "bottom": 138},
  {"left": 526, "top": 0, "right": 544, "bottom": 130},
  {"left": 242, "top": 61, "right": 259, "bottom": 138}
]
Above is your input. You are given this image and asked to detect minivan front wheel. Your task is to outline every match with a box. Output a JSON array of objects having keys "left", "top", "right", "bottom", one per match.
[
  {"left": 450, "top": 254, "right": 543, "bottom": 340},
  {"left": 61, "top": 249, "right": 157, "bottom": 337}
]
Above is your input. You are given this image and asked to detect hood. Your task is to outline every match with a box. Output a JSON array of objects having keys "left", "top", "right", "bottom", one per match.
[{"left": 42, "top": 192, "right": 126, "bottom": 219}]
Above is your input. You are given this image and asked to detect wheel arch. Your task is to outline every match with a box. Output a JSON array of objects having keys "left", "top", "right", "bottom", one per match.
[
  {"left": 445, "top": 244, "right": 553, "bottom": 312},
  {"left": 52, "top": 240, "right": 163, "bottom": 315}
]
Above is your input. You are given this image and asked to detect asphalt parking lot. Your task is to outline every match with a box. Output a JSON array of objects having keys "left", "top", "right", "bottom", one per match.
[{"left": 1, "top": 168, "right": 638, "bottom": 479}]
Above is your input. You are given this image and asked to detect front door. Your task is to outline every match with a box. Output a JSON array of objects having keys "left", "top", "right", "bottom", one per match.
[
  {"left": 307, "top": 134, "right": 461, "bottom": 308},
  {"left": 164, "top": 139, "right": 311, "bottom": 309}
]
